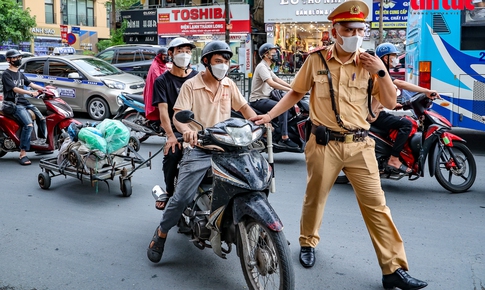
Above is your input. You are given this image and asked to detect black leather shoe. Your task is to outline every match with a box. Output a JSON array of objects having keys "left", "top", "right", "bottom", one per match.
[
  {"left": 382, "top": 268, "right": 428, "bottom": 290},
  {"left": 299, "top": 246, "right": 315, "bottom": 268}
]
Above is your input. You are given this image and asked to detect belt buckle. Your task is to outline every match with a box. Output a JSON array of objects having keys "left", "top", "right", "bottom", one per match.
[{"left": 344, "top": 133, "right": 354, "bottom": 143}]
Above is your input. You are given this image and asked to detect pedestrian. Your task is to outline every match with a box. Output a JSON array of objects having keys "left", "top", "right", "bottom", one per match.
[
  {"left": 151, "top": 38, "right": 198, "bottom": 210},
  {"left": 1, "top": 49, "right": 46, "bottom": 165},
  {"left": 146, "top": 40, "right": 256, "bottom": 263},
  {"left": 249, "top": 43, "right": 299, "bottom": 149},
  {"left": 144, "top": 47, "right": 170, "bottom": 122},
  {"left": 251, "top": 1, "right": 428, "bottom": 289}
]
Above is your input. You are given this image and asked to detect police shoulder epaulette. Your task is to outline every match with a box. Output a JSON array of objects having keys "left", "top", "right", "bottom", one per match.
[{"left": 310, "top": 46, "right": 328, "bottom": 54}]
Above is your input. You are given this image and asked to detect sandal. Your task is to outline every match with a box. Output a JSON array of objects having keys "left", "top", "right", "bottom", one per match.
[
  {"left": 386, "top": 163, "right": 412, "bottom": 174},
  {"left": 19, "top": 156, "right": 31, "bottom": 166},
  {"left": 147, "top": 227, "right": 166, "bottom": 263},
  {"left": 155, "top": 193, "right": 171, "bottom": 210}
]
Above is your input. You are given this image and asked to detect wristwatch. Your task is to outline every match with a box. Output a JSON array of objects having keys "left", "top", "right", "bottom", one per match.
[{"left": 377, "top": 69, "right": 386, "bottom": 78}]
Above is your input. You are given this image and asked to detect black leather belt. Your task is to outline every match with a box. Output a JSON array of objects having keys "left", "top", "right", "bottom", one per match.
[{"left": 311, "top": 124, "right": 368, "bottom": 143}]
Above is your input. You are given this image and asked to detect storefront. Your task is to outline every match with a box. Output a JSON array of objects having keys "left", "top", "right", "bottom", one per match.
[
  {"left": 156, "top": 4, "right": 252, "bottom": 74},
  {"left": 264, "top": 0, "right": 373, "bottom": 73},
  {"left": 371, "top": 1, "right": 409, "bottom": 52},
  {"left": 31, "top": 26, "right": 63, "bottom": 56},
  {"left": 121, "top": 9, "right": 159, "bottom": 45}
]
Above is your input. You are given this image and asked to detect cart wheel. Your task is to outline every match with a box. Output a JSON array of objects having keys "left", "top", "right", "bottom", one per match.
[
  {"left": 128, "top": 136, "right": 141, "bottom": 152},
  {"left": 121, "top": 178, "right": 132, "bottom": 197},
  {"left": 38, "top": 172, "right": 51, "bottom": 190},
  {"left": 68, "top": 148, "right": 83, "bottom": 169}
]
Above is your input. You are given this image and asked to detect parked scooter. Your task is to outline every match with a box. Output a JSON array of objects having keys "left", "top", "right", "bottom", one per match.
[
  {"left": 232, "top": 92, "right": 309, "bottom": 153},
  {"left": 0, "top": 87, "right": 81, "bottom": 157},
  {"left": 152, "top": 110, "right": 294, "bottom": 289},
  {"left": 113, "top": 92, "right": 165, "bottom": 144},
  {"left": 336, "top": 93, "right": 476, "bottom": 193}
]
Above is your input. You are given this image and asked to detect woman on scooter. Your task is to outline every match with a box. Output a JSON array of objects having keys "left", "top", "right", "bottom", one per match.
[
  {"left": 371, "top": 43, "right": 440, "bottom": 174},
  {"left": 1, "top": 49, "right": 46, "bottom": 165}
]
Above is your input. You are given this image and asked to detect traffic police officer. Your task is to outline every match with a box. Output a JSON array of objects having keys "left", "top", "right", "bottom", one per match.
[{"left": 251, "top": 0, "right": 428, "bottom": 289}]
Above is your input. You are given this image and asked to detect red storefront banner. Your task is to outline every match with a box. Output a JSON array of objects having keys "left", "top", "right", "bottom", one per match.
[
  {"left": 60, "top": 25, "right": 68, "bottom": 40},
  {"left": 157, "top": 4, "right": 250, "bottom": 36}
]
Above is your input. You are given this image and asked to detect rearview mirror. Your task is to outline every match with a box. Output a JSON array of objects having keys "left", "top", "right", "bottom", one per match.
[
  {"left": 68, "top": 72, "right": 81, "bottom": 79},
  {"left": 175, "top": 110, "right": 194, "bottom": 124}
]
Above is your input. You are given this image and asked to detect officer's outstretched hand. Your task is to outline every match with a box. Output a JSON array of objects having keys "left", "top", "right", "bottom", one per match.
[{"left": 250, "top": 114, "right": 272, "bottom": 126}]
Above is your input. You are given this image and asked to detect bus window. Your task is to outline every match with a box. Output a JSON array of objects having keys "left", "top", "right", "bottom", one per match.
[{"left": 461, "top": 8, "right": 485, "bottom": 50}]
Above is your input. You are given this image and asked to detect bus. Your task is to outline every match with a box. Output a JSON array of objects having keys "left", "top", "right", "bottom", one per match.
[{"left": 405, "top": 2, "right": 485, "bottom": 131}]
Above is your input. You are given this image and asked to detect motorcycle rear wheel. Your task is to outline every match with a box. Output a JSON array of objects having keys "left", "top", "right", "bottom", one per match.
[
  {"left": 435, "top": 141, "right": 476, "bottom": 193},
  {"left": 238, "top": 218, "right": 294, "bottom": 290},
  {"left": 123, "top": 111, "right": 150, "bottom": 143}
]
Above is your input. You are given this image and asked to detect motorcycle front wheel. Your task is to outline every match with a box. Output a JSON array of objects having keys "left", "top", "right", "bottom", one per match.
[
  {"left": 123, "top": 111, "right": 150, "bottom": 143},
  {"left": 238, "top": 219, "right": 294, "bottom": 290},
  {"left": 435, "top": 141, "right": 476, "bottom": 193}
]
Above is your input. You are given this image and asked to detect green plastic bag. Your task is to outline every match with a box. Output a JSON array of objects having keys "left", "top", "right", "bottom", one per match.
[
  {"left": 96, "top": 119, "right": 130, "bottom": 153},
  {"left": 78, "top": 127, "right": 107, "bottom": 153}
]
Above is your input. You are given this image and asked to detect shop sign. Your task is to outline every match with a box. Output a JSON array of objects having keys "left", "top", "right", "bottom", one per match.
[
  {"left": 188, "top": 34, "right": 248, "bottom": 42},
  {"left": 32, "top": 27, "right": 57, "bottom": 35},
  {"left": 124, "top": 35, "right": 158, "bottom": 44},
  {"left": 60, "top": 25, "right": 68, "bottom": 40},
  {"left": 121, "top": 9, "right": 158, "bottom": 36},
  {"left": 371, "top": 1, "right": 409, "bottom": 28},
  {"left": 264, "top": 0, "right": 372, "bottom": 23},
  {"left": 157, "top": 4, "right": 250, "bottom": 36}
]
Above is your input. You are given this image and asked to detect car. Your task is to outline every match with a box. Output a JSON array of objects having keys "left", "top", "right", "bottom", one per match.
[
  {"left": 0, "top": 50, "right": 35, "bottom": 63},
  {"left": 95, "top": 44, "right": 164, "bottom": 79},
  {"left": 20, "top": 55, "right": 145, "bottom": 121}
]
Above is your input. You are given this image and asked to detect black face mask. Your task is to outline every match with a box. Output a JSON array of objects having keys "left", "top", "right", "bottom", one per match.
[
  {"left": 269, "top": 54, "right": 278, "bottom": 63},
  {"left": 10, "top": 59, "right": 21, "bottom": 67}
]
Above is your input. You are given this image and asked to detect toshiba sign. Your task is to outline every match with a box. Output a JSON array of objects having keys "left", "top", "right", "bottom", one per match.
[{"left": 157, "top": 4, "right": 250, "bottom": 36}]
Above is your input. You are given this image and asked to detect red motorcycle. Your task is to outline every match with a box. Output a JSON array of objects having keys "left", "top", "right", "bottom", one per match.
[
  {"left": 336, "top": 93, "right": 476, "bottom": 193},
  {"left": 0, "top": 87, "right": 81, "bottom": 157}
]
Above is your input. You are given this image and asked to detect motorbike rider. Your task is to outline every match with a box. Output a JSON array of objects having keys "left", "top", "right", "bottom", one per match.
[
  {"left": 1, "top": 49, "right": 46, "bottom": 165},
  {"left": 146, "top": 40, "right": 257, "bottom": 263},
  {"left": 370, "top": 43, "right": 440, "bottom": 174},
  {"left": 151, "top": 38, "right": 198, "bottom": 210},
  {"left": 249, "top": 43, "right": 299, "bottom": 149},
  {"left": 144, "top": 47, "right": 170, "bottom": 122}
]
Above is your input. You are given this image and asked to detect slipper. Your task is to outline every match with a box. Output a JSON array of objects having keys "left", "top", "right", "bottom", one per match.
[
  {"left": 155, "top": 192, "right": 170, "bottom": 210},
  {"left": 387, "top": 163, "right": 411, "bottom": 174},
  {"left": 19, "top": 156, "right": 31, "bottom": 166}
]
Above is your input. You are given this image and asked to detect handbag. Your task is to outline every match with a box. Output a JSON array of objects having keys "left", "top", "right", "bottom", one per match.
[{"left": 1, "top": 100, "right": 17, "bottom": 115}]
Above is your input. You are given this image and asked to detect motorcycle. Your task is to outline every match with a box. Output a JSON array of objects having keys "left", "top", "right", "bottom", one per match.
[
  {"left": 232, "top": 92, "right": 310, "bottom": 153},
  {"left": 113, "top": 92, "right": 165, "bottom": 148},
  {"left": 0, "top": 87, "right": 81, "bottom": 157},
  {"left": 336, "top": 93, "right": 477, "bottom": 193},
  {"left": 153, "top": 110, "right": 294, "bottom": 290}
]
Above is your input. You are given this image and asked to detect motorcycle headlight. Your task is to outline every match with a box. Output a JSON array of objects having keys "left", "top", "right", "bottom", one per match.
[
  {"left": 102, "top": 79, "right": 126, "bottom": 90},
  {"left": 116, "top": 95, "right": 124, "bottom": 106},
  {"left": 212, "top": 124, "right": 261, "bottom": 146}
]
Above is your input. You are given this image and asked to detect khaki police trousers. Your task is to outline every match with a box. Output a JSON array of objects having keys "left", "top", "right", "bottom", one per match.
[{"left": 300, "top": 135, "right": 409, "bottom": 274}]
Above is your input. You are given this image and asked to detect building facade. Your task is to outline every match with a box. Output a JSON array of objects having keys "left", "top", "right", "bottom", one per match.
[{"left": 1, "top": 0, "right": 111, "bottom": 55}]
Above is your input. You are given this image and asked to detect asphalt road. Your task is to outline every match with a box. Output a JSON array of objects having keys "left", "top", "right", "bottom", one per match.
[{"left": 1, "top": 122, "right": 484, "bottom": 290}]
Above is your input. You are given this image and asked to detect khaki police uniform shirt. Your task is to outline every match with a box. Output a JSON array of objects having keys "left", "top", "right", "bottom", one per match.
[
  {"left": 291, "top": 45, "right": 381, "bottom": 132},
  {"left": 249, "top": 60, "right": 277, "bottom": 102},
  {"left": 174, "top": 72, "right": 248, "bottom": 132}
]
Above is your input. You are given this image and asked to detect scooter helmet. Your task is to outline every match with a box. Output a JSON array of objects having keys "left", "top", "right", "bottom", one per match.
[
  {"left": 168, "top": 37, "right": 196, "bottom": 52},
  {"left": 375, "top": 43, "right": 399, "bottom": 59},
  {"left": 258, "top": 43, "right": 278, "bottom": 58},
  {"left": 200, "top": 40, "right": 233, "bottom": 67},
  {"left": 157, "top": 47, "right": 168, "bottom": 55},
  {"left": 6, "top": 49, "right": 22, "bottom": 59}
]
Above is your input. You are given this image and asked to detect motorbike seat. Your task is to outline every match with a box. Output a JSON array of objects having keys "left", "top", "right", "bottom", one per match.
[{"left": 124, "top": 94, "right": 145, "bottom": 104}]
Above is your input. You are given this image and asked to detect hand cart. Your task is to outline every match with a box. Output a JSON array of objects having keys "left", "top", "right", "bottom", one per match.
[{"left": 37, "top": 140, "right": 166, "bottom": 197}]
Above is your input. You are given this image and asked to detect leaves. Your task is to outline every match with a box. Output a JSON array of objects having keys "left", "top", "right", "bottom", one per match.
[{"left": 0, "top": 0, "right": 36, "bottom": 43}]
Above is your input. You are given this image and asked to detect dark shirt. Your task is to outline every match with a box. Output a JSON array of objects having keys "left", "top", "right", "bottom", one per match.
[
  {"left": 1, "top": 68, "right": 32, "bottom": 106},
  {"left": 152, "top": 70, "right": 198, "bottom": 123}
]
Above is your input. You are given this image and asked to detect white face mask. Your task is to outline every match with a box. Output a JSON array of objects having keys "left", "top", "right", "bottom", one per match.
[
  {"left": 210, "top": 63, "right": 229, "bottom": 81},
  {"left": 173, "top": 53, "right": 191, "bottom": 68},
  {"left": 391, "top": 57, "right": 400, "bottom": 67},
  {"left": 336, "top": 30, "right": 363, "bottom": 53}
]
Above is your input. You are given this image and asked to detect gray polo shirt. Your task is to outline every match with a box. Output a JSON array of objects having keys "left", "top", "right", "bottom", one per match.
[{"left": 249, "top": 60, "right": 277, "bottom": 102}]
